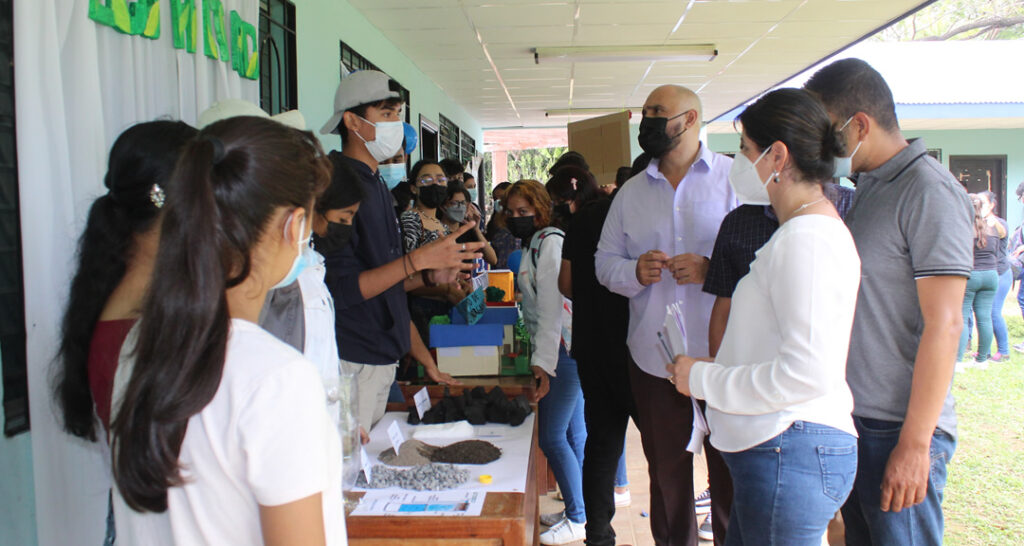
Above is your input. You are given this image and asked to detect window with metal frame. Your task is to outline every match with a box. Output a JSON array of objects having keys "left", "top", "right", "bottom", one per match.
[
  {"left": 0, "top": 0, "right": 28, "bottom": 436},
  {"left": 459, "top": 130, "right": 476, "bottom": 164},
  {"left": 439, "top": 113, "right": 460, "bottom": 162},
  {"left": 259, "top": 0, "right": 298, "bottom": 115}
]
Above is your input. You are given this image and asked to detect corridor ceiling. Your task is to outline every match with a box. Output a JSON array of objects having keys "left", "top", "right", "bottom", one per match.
[{"left": 349, "top": 0, "right": 934, "bottom": 129}]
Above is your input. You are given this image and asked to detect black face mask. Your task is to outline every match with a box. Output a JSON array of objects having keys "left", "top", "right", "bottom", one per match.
[
  {"left": 507, "top": 215, "right": 537, "bottom": 241},
  {"left": 315, "top": 221, "right": 354, "bottom": 255},
  {"left": 638, "top": 111, "right": 687, "bottom": 158},
  {"left": 417, "top": 185, "right": 447, "bottom": 209}
]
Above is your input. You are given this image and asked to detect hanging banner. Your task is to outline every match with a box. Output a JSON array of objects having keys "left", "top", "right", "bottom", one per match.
[{"left": 87, "top": 0, "right": 259, "bottom": 79}]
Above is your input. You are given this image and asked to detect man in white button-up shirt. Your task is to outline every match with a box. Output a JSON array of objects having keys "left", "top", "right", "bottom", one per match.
[{"left": 596, "top": 85, "right": 737, "bottom": 545}]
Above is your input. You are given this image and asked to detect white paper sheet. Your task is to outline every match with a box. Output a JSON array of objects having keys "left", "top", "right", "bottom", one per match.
[
  {"left": 686, "top": 398, "right": 710, "bottom": 455},
  {"left": 355, "top": 412, "right": 536, "bottom": 494},
  {"left": 351, "top": 491, "right": 486, "bottom": 517},
  {"left": 473, "top": 346, "right": 498, "bottom": 357}
]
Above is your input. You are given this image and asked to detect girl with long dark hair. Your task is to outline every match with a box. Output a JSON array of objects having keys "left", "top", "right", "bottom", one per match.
[
  {"left": 54, "top": 120, "right": 197, "bottom": 441},
  {"left": 111, "top": 116, "right": 344, "bottom": 544}
]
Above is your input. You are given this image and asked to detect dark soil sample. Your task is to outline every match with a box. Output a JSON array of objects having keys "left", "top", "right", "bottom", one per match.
[{"left": 429, "top": 440, "right": 502, "bottom": 464}]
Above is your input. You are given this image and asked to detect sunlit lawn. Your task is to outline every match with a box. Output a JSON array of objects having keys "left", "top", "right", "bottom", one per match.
[{"left": 944, "top": 307, "right": 1024, "bottom": 545}]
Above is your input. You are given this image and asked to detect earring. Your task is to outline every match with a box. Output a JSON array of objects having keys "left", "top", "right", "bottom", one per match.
[{"left": 772, "top": 171, "right": 780, "bottom": 184}]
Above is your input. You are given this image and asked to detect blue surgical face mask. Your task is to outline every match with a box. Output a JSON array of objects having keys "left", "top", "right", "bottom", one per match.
[
  {"left": 379, "top": 163, "right": 406, "bottom": 190},
  {"left": 467, "top": 187, "right": 478, "bottom": 202},
  {"left": 272, "top": 214, "right": 311, "bottom": 290},
  {"left": 833, "top": 116, "right": 863, "bottom": 179}
]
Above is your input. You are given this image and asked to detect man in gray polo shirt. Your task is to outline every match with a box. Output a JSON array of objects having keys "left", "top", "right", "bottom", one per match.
[{"left": 806, "top": 59, "right": 973, "bottom": 545}]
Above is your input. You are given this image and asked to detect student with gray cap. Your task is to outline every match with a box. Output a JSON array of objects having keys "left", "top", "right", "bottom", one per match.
[{"left": 319, "top": 70, "right": 484, "bottom": 432}]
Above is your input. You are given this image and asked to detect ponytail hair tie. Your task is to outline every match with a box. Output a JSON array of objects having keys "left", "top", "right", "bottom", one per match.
[{"left": 203, "top": 136, "right": 226, "bottom": 165}]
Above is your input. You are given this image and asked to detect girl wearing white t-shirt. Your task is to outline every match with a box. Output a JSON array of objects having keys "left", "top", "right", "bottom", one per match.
[
  {"left": 110, "top": 117, "right": 344, "bottom": 545},
  {"left": 669, "top": 88, "right": 860, "bottom": 545}
]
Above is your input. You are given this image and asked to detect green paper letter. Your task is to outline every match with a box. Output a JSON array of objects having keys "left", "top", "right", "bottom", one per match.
[
  {"left": 130, "top": 0, "right": 160, "bottom": 39},
  {"left": 170, "top": 0, "right": 197, "bottom": 52},
  {"left": 230, "top": 10, "right": 259, "bottom": 80},
  {"left": 201, "top": 0, "right": 228, "bottom": 61},
  {"left": 88, "top": 0, "right": 132, "bottom": 34}
]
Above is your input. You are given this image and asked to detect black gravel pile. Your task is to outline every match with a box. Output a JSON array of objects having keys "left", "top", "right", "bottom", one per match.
[
  {"left": 408, "top": 386, "right": 531, "bottom": 427},
  {"left": 428, "top": 440, "right": 502, "bottom": 465}
]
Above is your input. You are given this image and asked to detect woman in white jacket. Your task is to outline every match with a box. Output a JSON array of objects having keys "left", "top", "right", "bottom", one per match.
[
  {"left": 669, "top": 88, "right": 860, "bottom": 545},
  {"left": 507, "top": 179, "right": 586, "bottom": 545}
]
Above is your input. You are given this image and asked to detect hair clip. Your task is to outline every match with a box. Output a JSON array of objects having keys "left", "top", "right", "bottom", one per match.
[{"left": 149, "top": 183, "right": 166, "bottom": 208}]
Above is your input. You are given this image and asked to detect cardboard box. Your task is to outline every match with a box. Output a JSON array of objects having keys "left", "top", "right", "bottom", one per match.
[
  {"left": 487, "top": 270, "right": 515, "bottom": 302},
  {"left": 436, "top": 346, "right": 501, "bottom": 376}
]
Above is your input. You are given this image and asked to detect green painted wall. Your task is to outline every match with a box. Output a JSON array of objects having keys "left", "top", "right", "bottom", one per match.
[
  {"left": 0, "top": 348, "right": 37, "bottom": 546},
  {"left": 710, "top": 128, "right": 1024, "bottom": 228},
  {"left": 292, "top": 0, "right": 482, "bottom": 163}
]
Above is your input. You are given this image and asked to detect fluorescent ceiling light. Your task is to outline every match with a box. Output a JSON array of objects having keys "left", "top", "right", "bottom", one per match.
[
  {"left": 533, "top": 44, "right": 717, "bottom": 64},
  {"left": 544, "top": 107, "right": 638, "bottom": 118}
]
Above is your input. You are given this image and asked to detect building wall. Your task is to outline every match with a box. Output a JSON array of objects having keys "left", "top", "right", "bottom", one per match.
[
  {"left": 292, "top": 0, "right": 483, "bottom": 163},
  {"left": 0, "top": 348, "right": 37, "bottom": 546},
  {"left": 709, "top": 128, "right": 1024, "bottom": 229}
]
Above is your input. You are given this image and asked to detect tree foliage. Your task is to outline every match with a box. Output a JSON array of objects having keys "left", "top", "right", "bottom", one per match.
[
  {"left": 506, "top": 147, "right": 567, "bottom": 183},
  {"left": 875, "top": 0, "right": 1024, "bottom": 41}
]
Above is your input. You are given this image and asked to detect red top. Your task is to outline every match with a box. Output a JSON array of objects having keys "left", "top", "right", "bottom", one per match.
[{"left": 87, "top": 318, "right": 136, "bottom": 432}]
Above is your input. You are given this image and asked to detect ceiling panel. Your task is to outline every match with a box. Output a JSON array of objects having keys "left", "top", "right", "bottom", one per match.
[{"left": 348, "top": 0, "right": 933, "bottom": 128}]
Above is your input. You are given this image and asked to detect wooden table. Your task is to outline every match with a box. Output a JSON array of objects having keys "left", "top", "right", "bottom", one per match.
[{"left": 344, "top": 412, "right": 539, "bottom": 546}]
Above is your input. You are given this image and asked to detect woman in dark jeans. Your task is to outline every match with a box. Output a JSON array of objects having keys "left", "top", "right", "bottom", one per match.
[
  {"left": 957, "top": 194, "right": 1005, "bottom": 368},
  {"left": 977, "top": 191, "right": 1012, "bottom": 361}
]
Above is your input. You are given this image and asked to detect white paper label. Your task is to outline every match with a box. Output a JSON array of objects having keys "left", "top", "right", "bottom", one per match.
[
  {"left": 473, "top": 346, "right": 498, "bottom": 357},
  {"left": 360, "top": 444, "right": 373, "bottom": 483},
  {"left": 413, "top": 387, "right": 431, "bottom": 419},
  {"left": 387, "top": 420, "right": 405, "bottom": 454},
  {"left": 438, "top": 347, "right": 462, "bottom": 357}
]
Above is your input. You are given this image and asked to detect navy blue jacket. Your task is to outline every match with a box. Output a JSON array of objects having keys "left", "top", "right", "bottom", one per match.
[{"left": 322, "top": 153, "right": 410, "bottom": 364}]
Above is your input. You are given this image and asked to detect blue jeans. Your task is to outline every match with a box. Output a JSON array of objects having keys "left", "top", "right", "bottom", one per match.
[
  {"left": 958, "top": 269, "right": 999, "bottom": 361},
  {"left": 615, "top": 442, "right": 628, "bottom": 488},
  {"left": 539, "top": 347, "right": 587, "bottom": 523},
  {"left": 721, "top": 421, "right": 857, "bottom": 546},
  {"left": 992, "top": 268, "right": 1013, "bottom": 354},
  {"left": 841, "top": 417, "right": 956, "bottom": 546}
]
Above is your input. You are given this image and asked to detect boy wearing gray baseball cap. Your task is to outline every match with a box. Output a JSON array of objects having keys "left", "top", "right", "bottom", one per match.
[{"left": 319, "top": 71, "right": 483, "bottom": 433}]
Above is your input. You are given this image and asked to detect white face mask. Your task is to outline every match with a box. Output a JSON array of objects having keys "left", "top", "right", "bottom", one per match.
[
  {"left": 272, "top": 214, "right": 311, "bottom": 290},
  {"left": 355, "top": 115, "right": 405, "bottom": 162},
  {"left": 833, "top": 116, "right": 863, "bottom": 179},
  {"left": 728, "top": 146, "right": 775, "bottom": 206}
]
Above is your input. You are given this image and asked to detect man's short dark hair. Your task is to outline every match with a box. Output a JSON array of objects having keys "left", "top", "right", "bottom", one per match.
[
  {"left": 439, "top": 158, "right": 464, "bottom": 178},
  {"left": 338, "top": 97, "right": 404, "bottom": 147},
  {"left": 1016, "top": 180, "right": 1024, "bottom": 200},
  {"left": 804, "top": 58, "right": 899, "bottom": 133}
]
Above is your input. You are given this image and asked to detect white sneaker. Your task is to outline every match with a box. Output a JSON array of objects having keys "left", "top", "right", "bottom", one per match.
[
  {"left": 614, "top": 489, "right": 632, "bottom": 507},
  {"left": 540, "top": 510, "right": 565, "bottom": 527},
  {"left": 539, "top": 517, "right": 586, "bottom": 545}
]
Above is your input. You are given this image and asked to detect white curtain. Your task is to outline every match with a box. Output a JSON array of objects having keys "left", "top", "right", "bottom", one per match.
[{"left": 15, "top": 1, "right": 257, "bottom": 544}]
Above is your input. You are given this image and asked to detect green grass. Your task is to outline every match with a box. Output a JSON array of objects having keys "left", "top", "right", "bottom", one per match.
[{"left": 944, "top": 315, "right": 1024, "bottom": 545}]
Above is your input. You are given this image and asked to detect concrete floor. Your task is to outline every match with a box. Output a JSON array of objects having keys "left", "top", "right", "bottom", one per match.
[
  {"left": 538, "top": 420, "right": 714, "bottom": 546},
  {"left": 538, "top": 420, "right": 841, "bottom": 546}
]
